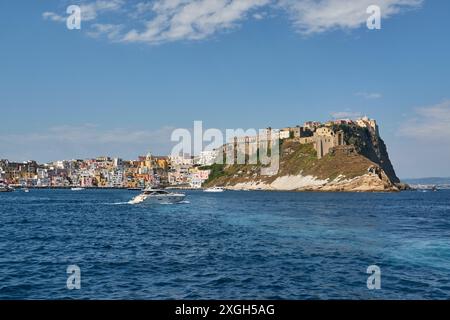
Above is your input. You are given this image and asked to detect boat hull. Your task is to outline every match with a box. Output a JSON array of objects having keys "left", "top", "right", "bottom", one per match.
[
  {"left": 130, "top": 194, "right": 186, "bottom": 205},
  {"left": 0, "top": 187, "right": 14, "bottom": 193},
  {"left": 143, "top": 195, "right": 185, "bottom": 204}
]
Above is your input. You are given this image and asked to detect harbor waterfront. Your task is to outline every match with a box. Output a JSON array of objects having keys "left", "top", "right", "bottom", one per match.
[
  {"left": 1, "top": 189, "right": 449, "bottom": 299},
  {"left": 0, "top": 117, "right": 402, "bottom": 193}
]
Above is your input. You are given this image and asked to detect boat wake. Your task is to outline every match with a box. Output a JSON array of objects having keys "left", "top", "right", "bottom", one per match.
[
  {"left": 104, "top": 201, "right": 132, "bottom": 205},
  {"left": 126, "top": 200, "right": 190, "bottom": 205},
  {"left": 160, "top": 200, "right": 190, "bottom": 205}
]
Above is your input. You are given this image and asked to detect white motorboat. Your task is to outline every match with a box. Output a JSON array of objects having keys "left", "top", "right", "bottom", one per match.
[
  {"left": 129, "top": 188, "right": 186, "bottom": 205},
  {"left": 71, "top": 187, "right": 85, "bottom": 191},
  {"left": 204, "top": 187, "right": 224, "bottom": 193}
]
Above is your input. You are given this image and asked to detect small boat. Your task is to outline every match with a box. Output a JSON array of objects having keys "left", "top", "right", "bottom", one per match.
[
  {"left": 129, "top": 188, "right": 186, "bottom": 205},
  {"left": 0, "top": 182, "right": 14, "bottom": 193},
  {"left": 71, "top": 187, "right": 85, "bottom": 191},
  {"left": 127, "top": 188, "right": 142, "bottom": 191},
  {"left": 23, "top": 188, "right": 30, "bottom": 193},
  {"left": 204, "top": 187, "right": 224, "bottom": 193}
]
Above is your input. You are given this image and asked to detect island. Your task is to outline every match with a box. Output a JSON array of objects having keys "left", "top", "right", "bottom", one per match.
[{"left": 203, "top": 117, "right": 407, "bottom": 192}]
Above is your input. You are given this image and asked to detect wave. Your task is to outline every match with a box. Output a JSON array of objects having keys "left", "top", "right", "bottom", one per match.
[
  {"left": 102, "top": 200, "right": 191, "bottom": 205},
  {"left": 103, "top": 201, "right": 131, "bottom": 205}
]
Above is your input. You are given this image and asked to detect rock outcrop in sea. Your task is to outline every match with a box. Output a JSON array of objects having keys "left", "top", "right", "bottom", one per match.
[{"left": 204, "top": 122, "right": 406, "bottom": 192}]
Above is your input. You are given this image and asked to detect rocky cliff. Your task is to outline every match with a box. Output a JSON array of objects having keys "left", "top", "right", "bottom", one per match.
[{"left": 204, "top": 124, "right": 404, "bottom": 192}]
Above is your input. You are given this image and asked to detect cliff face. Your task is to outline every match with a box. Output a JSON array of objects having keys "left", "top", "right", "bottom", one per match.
[
  {"left": 204, "top": 124, "right": 402, "bottom": 192},
  {"left": 336, "top": 124, "right": 400, "bottom": 184}
]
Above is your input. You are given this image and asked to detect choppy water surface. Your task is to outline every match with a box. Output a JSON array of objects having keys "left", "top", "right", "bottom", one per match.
[{"left": 0, "top": 189, "right": 449, "bottom": 299}]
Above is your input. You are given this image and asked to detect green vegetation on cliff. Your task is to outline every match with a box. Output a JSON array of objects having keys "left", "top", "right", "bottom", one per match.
[{"left": 199, "top": 164, "right": 226, "bottom": 184}]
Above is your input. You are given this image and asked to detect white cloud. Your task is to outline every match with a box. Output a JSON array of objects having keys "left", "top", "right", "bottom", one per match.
[
  {"left": 253, "top": 12, "right": 266, "bottom": 20},
  {"left": 43, "top": 0, "right": 125, "bottom": 24},
  {"left": 79, "top": 0, "right": 125, "bottom": 21},
  {"left": 393, "top": 99, "right": 450, "bottom": 178},
  {"left": 42, "top": 11, "right": 66, "bottom": 23},
  {"left": 43, "top": 0, "right": 424, "bottom": 44},
  {"left": 398, "top": 100, "right": 450, "bottom": 140},
  {"left": 278, "top": 0, "right": 423, "bottom": 35},
  {"left": 355, "top": 92, "right": 383, "bottom": 99},
  {"left": 122, "top": 0, "right": 271, "bottom": 44},
  {"left": 330, "top": 111, "right": 362, "bottom": 119},
  {"left": 86, "top": 23, "right": 124, "bottom": 39}
]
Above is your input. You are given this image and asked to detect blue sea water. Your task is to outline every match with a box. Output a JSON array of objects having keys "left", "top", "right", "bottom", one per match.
[{"left": 0, "top": 189, "right": 449, "bottom": 300}]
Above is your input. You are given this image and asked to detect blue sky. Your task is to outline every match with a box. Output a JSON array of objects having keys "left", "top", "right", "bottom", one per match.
[{"left": 0, "top": 0, "right": 449, "bottom": 178}]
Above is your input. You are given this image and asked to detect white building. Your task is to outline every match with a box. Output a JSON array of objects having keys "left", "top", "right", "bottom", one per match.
[
  {"left": 356, "top": 116, "right": 379, "bottom": 136},
  {"left": 36, "top": 168, "right": 48, "bottom": 179},
  {"left": 110, "top": 170, "right": 124, "bottom": 187},
  {"left": 169, "top": 155, "right": 194, "bottom": 166},
  {"left": 54, "top": 160, "right": 67, "bottom": 170},
  {"left": 279, "top": 130, "right": 291, "bottom": 140},
  {"left": 189, "top": 177, "right": 203, "bottom": 189},
  {"left": 113, "top": 158, "right": 123, "bottom": 168}
]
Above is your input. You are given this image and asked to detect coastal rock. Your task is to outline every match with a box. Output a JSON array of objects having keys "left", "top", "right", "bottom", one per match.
[
  {"left": 225, "top": 171, "right": 398, "bottom": 192},
  {"left": 204, "top": 122, "right": 405, "bottom": 192}
]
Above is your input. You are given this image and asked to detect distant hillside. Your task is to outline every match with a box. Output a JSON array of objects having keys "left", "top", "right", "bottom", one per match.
[{"left": 403, "top": 177, "right": 450, "bottom": 185}]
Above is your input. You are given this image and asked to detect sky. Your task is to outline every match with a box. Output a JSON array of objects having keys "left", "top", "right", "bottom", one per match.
[{"left": 0, "top": 0, "right": 449, "bottom": 179}]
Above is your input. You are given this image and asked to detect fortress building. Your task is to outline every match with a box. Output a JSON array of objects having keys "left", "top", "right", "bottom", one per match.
[
  {"left": 220, "top": 117, "right": 378, "bottom": 162},
  {"left": 312, "top": 127, "right": 345, "bottom": 159},
  {"left": 356, "top": 116, "right": 379, "bottom": 136}
]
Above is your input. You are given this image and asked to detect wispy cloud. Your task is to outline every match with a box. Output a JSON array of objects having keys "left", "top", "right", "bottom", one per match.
[
  {"left": 398, "top": 100, "right": 450, "bottom": 140},
  {"left": 0, "top": 125, "right": 176, "bottom": 162},
  {"left": 42, "top": 11, "right": 67, "bottom": 22},
  {"left": 278, "top": 0, "right": 422, "bottom": 35},
  {"left": 42, "top": 0, "right": 424, "bottom": 44},
  {"left": 78, "top": 0, "right": 125, "bottom": 21},
  {"left": 86, "top": 23, "right": 125, "bottom": 40},
  {"left": 355, "top": 92, "right": 383, "bottom": 99},
  {"left": 253, "top": 12, "right": 266, "bottom": 20},
  {"left": 330, "top": 111, "right": 362, "bottom": 119},
  {"left": 43, "top": 0, "right": 125, "bottom": 23},
  {"left": 122, "top": 0, "right": 271, "bottom": 44}
]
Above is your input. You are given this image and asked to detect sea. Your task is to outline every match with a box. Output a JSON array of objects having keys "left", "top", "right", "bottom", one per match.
[{"left": 0, "top": 189, "right": 449, "bottom": 300}]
